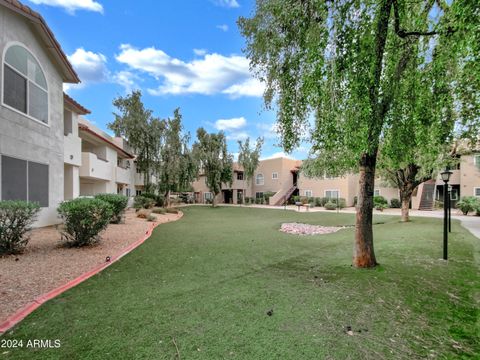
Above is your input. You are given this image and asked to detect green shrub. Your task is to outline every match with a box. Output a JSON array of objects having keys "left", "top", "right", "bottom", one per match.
[
  {"left": 456, "top": 196, "right": 479, "bottom": 215},
  {"left": 94, "top": 194, "right": 128, "bottom": 223},
  {"left": 134, "top": 196, "right": 155, "bottom": 209},
  {"left": 142, "top": 192, "right": 164, "bottom": 207},
  {"left": 390, "top": 198, "right": 401, "bottom": 208},
  {"left": 373, "top": 195, "right": 388, "bottom": 207},
  {"left": 324, "top": 202, "right": 337, "bottom": 210},
  {"left": 136, "top": 209, "right": 150, "bottom": 218},
  {"left": 375, "top": 203, "right": 388, "bottom": 211},
  {"left": 146, "top": 214, "right": 157, "bottom": 222},
  {"left": 58, "top": 198, "right": 113, "bottom": 247},
  {"left": 152, "top": 207, "right": 166, "bottom": 215},
  {"left": 314, "top": 197, "right": 323, "bottom": 207},
  {"left": 293, "top": 195, "right": 301, "bottom": 203},
  {"left": 0, "top": 201, "right": 41, "bottom": 255},
  {"left": 263, "top": 192, "right": 276, "bottom": 202},
  {"left": 434, "top": 200, "right": 444, "bottom": 209}
]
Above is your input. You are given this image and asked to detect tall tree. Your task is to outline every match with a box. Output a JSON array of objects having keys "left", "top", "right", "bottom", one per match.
[
  {"left": 109, "top": 91, "right": 164, "bottom": 190},
  {"left": 239, "top": 0, "right": 479, "bottom": 267},
  {"left": 238, "top": 137, "right": 264, "bottom": 204},
  {"left": 193, "top": 128, "right": 233, "bottom": 207},
  {"left": 158, "top": 109, "right": 197, "bottom": 207}
]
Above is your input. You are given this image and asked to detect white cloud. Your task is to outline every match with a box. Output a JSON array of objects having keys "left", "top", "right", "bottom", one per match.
[
  {"left": 193, "top": 48, "right": 207, "bottom": 56},
  {"left": 211, "top": 0, "right": 239, "bottom": 8},
  {"left": 222, "top": 78, "right": 264, "bottom": 98},
  {"left": 256, "top": 122, "right": 278, "bottom": 139},
  {"left": 64, "top": 48, "right": 108, "bottom": 91},
  {"left": 216, "top": 24, "right": 229, "bottom": 32},
  {"left": 112, "top": 70, "right": 140, "bottom": 93},
  {"left": 68, "top": 48, "right": 108, "bottom": 82},
  {"left": 116, "top": 44, "right": 261, "bottom": 98},
  {"left": 28, "top": 0, "right": 103, "bottom": 14},
  {"left": 227, "top": 131, "right": 249, "bottom": 141},
  {"left": 215, "top": 117, "right": 247, "bottom": 131},
  {"left": 261, "top": 152, "right": 294, "bottom": 160}
]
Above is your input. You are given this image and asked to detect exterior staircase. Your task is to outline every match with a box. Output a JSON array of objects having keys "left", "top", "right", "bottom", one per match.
[
  {"left": 418, "top": 181, "right": 436, "bottom": 211},
  {"left": 272, "top": 185, "right": 297, "bottom": 206}
]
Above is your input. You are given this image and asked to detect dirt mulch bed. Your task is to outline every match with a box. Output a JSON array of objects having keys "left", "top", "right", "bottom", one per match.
[{"left": 0, "top": 208, "right": 182, "bottom": 324}]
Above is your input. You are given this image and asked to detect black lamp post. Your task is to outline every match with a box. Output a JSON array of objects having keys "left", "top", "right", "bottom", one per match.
[{"left": 441, "top": 169, "right": 452, "bottom": 260}]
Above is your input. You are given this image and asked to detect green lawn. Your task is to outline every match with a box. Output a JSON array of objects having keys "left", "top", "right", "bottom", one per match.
[{"left": 1, "top": 206, "right": 479, "bottom": 359}]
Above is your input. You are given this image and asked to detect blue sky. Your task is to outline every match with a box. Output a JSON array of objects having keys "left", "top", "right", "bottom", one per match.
[{"left": 26, "top": 0, "right": 308, "bottom": 159}]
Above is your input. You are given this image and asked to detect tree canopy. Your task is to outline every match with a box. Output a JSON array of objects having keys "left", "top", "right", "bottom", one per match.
[
  {"left": 193, "top": 128, "right": 233, "bottom": 206},
  {"left": 239, "top": 0, "right": 479, "bottom": 267}
]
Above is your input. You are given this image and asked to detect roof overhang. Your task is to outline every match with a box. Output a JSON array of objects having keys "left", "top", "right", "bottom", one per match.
[
  {"left": 1, "top": 0, "right": 80, "bottom": 83},
  {"left": 64, "top": 93, "right": 90, "bottom": 115},
  {"left": 79, "top": 124, "right": 135, "bottom": 159}
]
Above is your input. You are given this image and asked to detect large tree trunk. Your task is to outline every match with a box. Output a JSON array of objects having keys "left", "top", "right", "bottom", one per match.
[
  {"left": 354, "top": 153, "right": 378, "bottom": 268},
  {"left": 401, "top": 195, "right": 411, "bottom": 222}
]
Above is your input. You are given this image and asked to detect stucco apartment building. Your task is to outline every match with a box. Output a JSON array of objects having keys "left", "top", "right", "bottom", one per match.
[
  {"left": 0, "top": 0, "right": 151, "bottom": 226},
  {"left": 193, "top": 154, "right": 480, "bottom": 209}
]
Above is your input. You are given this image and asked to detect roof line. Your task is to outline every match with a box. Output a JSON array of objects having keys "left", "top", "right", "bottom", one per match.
[
  {"left": 1, "top": 0, "right": 80, "bottom": 83},
  {"left": 79, "top": 124, "right": 135, "bottom": 159},
  {"left": 64, "top": 93, "right": 90, "bottom": 115}
]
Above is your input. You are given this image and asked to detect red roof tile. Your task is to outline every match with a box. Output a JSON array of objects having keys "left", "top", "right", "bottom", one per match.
[{"left": 63, "top": 93, "right": 90, "bottom": 115}]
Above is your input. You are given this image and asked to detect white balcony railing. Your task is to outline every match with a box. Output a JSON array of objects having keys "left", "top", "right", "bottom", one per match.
[
  {"left": 116, "top": 166, "right": 131, "bottom": 184},
  {"left": 64, "top": 134, "right": 82, "bottom": 167},
  {"left": 80, "top": 152, "right": 110, "bottom": 181}
]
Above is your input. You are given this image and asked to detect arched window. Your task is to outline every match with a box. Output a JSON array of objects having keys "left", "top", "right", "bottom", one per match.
[
  {"left": 255, "top": 173, "right": 264, "bottom": 185},
  {"left": 3, "top": 44, "right": 48, "bottom": 124}
]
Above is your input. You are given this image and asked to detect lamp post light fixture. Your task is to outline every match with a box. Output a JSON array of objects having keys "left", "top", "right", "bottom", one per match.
[{"left": 440, "top": 169, "right": 452, "bottom": 260}]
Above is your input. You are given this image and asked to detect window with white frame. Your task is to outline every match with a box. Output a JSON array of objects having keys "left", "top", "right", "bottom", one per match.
[
  {"left": 374, "top": 189, "right": 380, "bottom": 196},
  {"left": 126, "top": 188, "right": 131, "bottom": 197},
  {"left": 3, "top": 44, "right": 48, "bottom": 124},
  {"left": 305, "top": 190, "right": 313, "bottom": 197},
  {"left": 1, "top": 155, "right": 49, "bottom": 207},
  {"left": 474, "top": 155, "right": 480, "bottom": 168},
  {"left": 256, "top": 173, "right": 264, "bottom": 185},
  {"left": 136, "top": 189, "right": 142, "bottom": 196},
  {"left": 325, "top": 190, "right": 339, "bottom": 199},
  {"left": 272, "top": 172, "right": 278, "bottom": 180},
  {"left": 475, "top": 188, "right": 480, "bottom": 197},
  {"left": 450, "top": 188, "right": 459, "bottom": 200},
  {"left": 204, "top": 192, "right": 213, "bottom": 201}
]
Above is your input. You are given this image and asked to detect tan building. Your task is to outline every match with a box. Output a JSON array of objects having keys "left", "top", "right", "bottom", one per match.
[{"left": 192, "top": 153, "right": 480, "bottom": 209}]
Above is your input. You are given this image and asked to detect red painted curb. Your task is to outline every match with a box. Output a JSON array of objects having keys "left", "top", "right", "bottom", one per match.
[{"left": 0, "top": 212, "right": 182, "bottom": 334}]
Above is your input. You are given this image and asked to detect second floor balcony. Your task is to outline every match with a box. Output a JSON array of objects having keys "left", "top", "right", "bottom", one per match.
[{"left": 80, "top": 152, "right": 111, "bottom": 181}]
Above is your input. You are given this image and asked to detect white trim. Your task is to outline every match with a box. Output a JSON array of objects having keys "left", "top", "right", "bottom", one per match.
[
  {"left": 2, "top": 41, "right": 50, "bottom": 126},
  {"left": 474, "top": 187, "right": 480, "bottom": 197},
  {"left": 204, "top": 192, "right": 213, "bottom": 201},
  {"left": 272, "top": 172, "right": 278, "bottom": 180},
  {"left": 255, "top": 173, "right": 264, "bottom": 185},
  {"left": 474, "top": 154, "right": 480, "bottom": 166},
  {"left": 324, "top": 189, "right": 340, "bottom": 198}
]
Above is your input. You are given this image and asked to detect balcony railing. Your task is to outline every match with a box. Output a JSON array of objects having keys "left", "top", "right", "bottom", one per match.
[{"left": 79, "top": 152, "right": 111, "bottom": 181}]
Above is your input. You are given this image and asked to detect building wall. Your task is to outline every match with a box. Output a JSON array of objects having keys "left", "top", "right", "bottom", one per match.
[
  {"left": 252, "top": 157, "right": 299, "bottom": 197},
  {"left": 0, "top": 6, "right": 64, "bottom": 227},
  {"left": 460, "top": 154, "right": 480, "bottom": 198}
]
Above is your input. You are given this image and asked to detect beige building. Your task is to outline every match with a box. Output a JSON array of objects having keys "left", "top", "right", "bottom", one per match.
[{"left": 192, "top": 153, "right": 480, "bottom": 209}]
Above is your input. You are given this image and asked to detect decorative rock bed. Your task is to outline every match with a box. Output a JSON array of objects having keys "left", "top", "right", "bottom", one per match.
[{"left": 280, "top": 222, "right": 344, "bottom": 236}]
